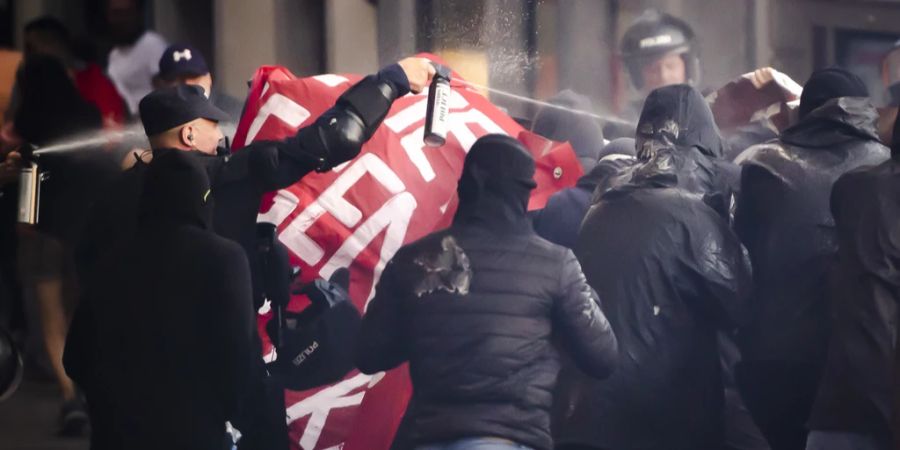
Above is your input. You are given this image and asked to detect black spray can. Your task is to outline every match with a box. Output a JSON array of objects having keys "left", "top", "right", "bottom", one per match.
[{"left": 424, "top": 64, "right": 452, "bottom": 147}]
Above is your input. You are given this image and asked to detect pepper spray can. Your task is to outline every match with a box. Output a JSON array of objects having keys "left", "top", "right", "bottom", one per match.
[
  {"left": 16, "top": 147, "right": 44, "bottom": 225},
  {"left": 424, "top": 64, "right": 452, "bottom": 147}
]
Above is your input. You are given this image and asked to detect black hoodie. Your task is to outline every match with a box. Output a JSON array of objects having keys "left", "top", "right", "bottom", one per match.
[{"left": 356, "top": 134, "right": 617, "bottom": 450}]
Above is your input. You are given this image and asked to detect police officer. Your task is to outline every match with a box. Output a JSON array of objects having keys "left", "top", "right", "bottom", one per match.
[
  {"left": 68, "top": 57, "right": 435, "bottom": 450},
  {"left": 616, "top": 10, "right": 701, "bottom": 127}
]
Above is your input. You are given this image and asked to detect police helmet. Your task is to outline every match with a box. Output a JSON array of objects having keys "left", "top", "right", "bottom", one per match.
[{"left": 620, "top": 10, "right": 701, "bottom": 90}]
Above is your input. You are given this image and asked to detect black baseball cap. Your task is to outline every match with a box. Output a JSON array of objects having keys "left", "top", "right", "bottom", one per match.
[
  {"left": 139, "top": 84, "right": 230, "bottom": 136},
  {"left": 158, "top": 44, "right": 210, "bottom": 80}
]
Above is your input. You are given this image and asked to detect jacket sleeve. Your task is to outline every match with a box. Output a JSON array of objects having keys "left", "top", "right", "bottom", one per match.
[
  {"left": 207, "top": 242, "right": 257, "bottom": 417},
  {"left": 355, "top": 259, "right": 409, "bottom": 374},
  {"left": 553, "top": 249, "right": 618, "bottom": 379},
  {"left": 682, "top": 204, "right": 754, "bottom": 330},
  {"left": 244, "top": 64, "right": 410, "bottom": 192},
  {"left": 734, "top": 162, "right": 781, "bottom": 253}
]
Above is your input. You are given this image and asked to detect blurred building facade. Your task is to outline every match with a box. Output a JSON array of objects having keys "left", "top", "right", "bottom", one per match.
[{"left": 5, "top": 0, "right": 900, "bottom": 118}]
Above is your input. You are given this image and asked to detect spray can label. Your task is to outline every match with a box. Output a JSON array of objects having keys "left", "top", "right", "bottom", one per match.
[
  {"left": 17, "top": 163, "right": 40, "bottom": 224},
  {"left": 424, "top": 65, "right": 452, "bottom": 147}
]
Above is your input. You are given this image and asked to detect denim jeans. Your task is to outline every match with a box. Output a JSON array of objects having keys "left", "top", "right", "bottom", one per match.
[
  {"left": 416, "top": 437, "right": 534, "bottom": 450},
  {"left": 806, "top": 430, "right": 890, "bottom": 450}
]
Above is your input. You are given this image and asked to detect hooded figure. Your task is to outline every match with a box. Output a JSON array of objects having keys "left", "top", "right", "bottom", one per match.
[
  {"left": 635, "top": 84, "right": 740, "bottom": 207},
  {"left": 635, "top": 83, "right": 725, "bottom": 159},
  {"left": 532, "top": 138, "right": 637, "bottom": 249},
  {"left": 553, "top": 136, "right": 753, "bottom": 449},
  {"left": 733, "top": 67, "right": 889, "bottom": 450},
  {"left": 531, "top": 89, "right": 606, "bottom": 173},
  {"left": 64, "top": 150, "right": 257, "bottom": 450},
  {"left": 805, "top": 116, "right": 900, "bottom": 450},
  {"left": 355, "top": 134, "right": 618, "bottom": 450}
]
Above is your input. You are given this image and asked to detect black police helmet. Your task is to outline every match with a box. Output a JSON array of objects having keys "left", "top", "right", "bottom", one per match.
[{"left": 620, "top": 9, "right": 700, "bottom": 90}]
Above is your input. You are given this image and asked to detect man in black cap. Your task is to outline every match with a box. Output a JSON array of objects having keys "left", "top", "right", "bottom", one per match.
[
  {"left": 65, "top": 150, "right": 256, "bottom": 450},
  {"left": 72, "top": 56, "right": 435, "bottom": 450},
  {"left": 154, "top": 43, "right": 243, "bottom": 138},
  {"left": 734, "top": 67, "right": 890, "bottom": 450},
  {"left": 356, "top": 134, "right": 618, "bottom": 450}
]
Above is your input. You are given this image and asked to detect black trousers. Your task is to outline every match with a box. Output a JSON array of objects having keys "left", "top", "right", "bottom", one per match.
[{"left": 736, "top": 361, "right": 822, "bottom": 450}]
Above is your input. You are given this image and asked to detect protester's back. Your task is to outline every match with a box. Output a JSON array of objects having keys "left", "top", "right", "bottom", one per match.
[
  {"left": 735, "top": 70, "right": 889, "bottom": 368},
  {"left": 733, "top": 67, "right": 890, "bottom": 450},
  {"left": 806, "top": 120, "right": 900, "bottom": 448},
  {"left": 356, "top": 135, "right": 617, "bottom": 450},
  {"left": 65, "top": 151, "right": 255, "bottom": 450},
  {"left": 554, "top": 142, "right": 752, "bottom": 450}
]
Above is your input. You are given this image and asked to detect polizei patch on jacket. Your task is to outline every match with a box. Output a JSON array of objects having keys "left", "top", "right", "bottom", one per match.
[{"left": 412, "top": 235, "right": 472, "bottom": 297}]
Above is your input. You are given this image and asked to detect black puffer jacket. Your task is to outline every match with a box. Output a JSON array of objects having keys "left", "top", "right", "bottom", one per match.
[
  {"left": 356, "top": 135, "right": 618, "bottom": 450},
  {"left": 555, "top": 143, "right": 753, "bottom": 450},
  {"left": 734, "top": 97, "right": 890, "bottom": 366},
  {"left": 808, "top": 156, "right": 900, "bottom": 442}
]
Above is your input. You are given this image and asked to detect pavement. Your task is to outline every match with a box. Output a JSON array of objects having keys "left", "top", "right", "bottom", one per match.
[{"left": 0, "top": 380, "right": 89, "bottom": 450}]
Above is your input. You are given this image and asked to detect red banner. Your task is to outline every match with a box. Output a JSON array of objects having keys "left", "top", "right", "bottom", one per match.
[{"left": 232, "top": 56, "right": 581, "bottom": 450}]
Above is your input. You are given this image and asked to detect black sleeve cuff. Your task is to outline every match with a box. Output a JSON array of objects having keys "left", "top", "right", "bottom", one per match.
[{"left": 376, "top": 63, "right": 411, "bottom": 98}]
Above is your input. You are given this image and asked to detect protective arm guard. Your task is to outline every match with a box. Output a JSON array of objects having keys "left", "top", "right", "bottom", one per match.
[{"left": 295, "top": 67, "right": 406, "bottom": 172}]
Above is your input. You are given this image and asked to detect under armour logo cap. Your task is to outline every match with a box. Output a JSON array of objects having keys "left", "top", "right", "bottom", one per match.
[
  {"left": 158, "top": 44, "right": 209, "bottom": 80},
  {"left": 173, "top": 49, "right": 192, "bottom": 62}
]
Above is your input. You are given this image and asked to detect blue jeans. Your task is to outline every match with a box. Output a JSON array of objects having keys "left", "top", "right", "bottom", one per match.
[
  {"left": 416, "top": 437, "right": 534, "bottom": 450},
  {"left": 806, "top": 431, "right": 889, "bottom": 450}
]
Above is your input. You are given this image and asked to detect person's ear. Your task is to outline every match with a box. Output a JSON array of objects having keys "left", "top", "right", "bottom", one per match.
[{"left": 180, "top": 125, "right": 195, "bottom": 148}]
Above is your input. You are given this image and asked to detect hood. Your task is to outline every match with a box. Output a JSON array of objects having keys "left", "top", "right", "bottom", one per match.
[
  {"left": 781, "top": 97, "right": 880, "bottom": 149},
  {"left": 636, "top": 84, "right": 725, "bottom": 160},
  {"left": 139, "top": 149, "right": 213, "bottom": 228},
  {"left": 531, "top": 90, "right": 606, "bottom": 172},
  {"left": 453, "top": 134, "right": 536, "bottom": 233},
  {"left": 604, "top": 144, "right": 729, "bottom": 217}
]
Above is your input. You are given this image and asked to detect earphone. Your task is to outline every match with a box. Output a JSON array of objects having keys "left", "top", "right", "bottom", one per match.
[{"left": 188, "top": 133, "right": 194, "bottom": 142}]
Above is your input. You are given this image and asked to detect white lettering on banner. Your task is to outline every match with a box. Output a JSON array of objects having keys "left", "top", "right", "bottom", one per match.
[
  {"left": 246, "top": 93, "right": 311, "bottom": 144},
  {"left": 318, "top": 192, "right": 417, "bottom": 304},
  {"left": 286, "top": 372, "right": 374, "bottom": 450},
  {"left": 383, "top": 98, "right": 427, "bottom": 132},
  {"left": 397, "top": 108, "right": 507, "bottom": 182},
  {"left": 257, "top": 190, "right": 300, "bottom": 225},
  {"left": 447, "top": 108, "right": 507, "bottom": 151},
  {"left": 279, "top": 154, "right": 406, "bottom": 266}
]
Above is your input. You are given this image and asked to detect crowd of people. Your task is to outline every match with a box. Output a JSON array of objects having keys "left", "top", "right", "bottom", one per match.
[{"left": 0, "top": 4, "right": 899, "bottom": 450}]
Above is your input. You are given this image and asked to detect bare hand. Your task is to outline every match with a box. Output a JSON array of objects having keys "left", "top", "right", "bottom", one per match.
[
  {"left": 749, "top": 67, "right": 776, "bottom": 89},
  {"left": 398, "top": 57, "right": 437, "bottom": 94}
]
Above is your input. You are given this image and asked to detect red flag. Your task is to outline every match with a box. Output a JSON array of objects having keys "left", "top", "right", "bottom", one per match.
[{"left": 233, "top": 56, "right": 581, "bottom": 450}]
